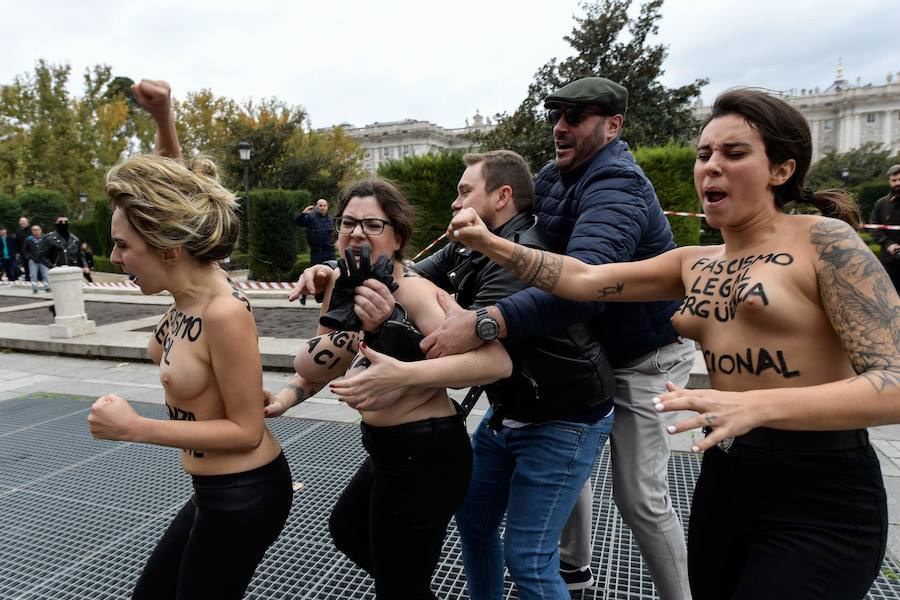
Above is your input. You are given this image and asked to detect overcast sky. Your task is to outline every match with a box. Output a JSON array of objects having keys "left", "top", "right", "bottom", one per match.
[{"left": 2, "top": 0, "right": 896, "bottom": 129}]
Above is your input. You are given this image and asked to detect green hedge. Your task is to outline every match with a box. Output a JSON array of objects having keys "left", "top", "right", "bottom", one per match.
[
  {"left": 92, "top": 201, "right": 113, "bottom": 257},
  {"left": 92, "top": 255, "right": 123, "bottom": 274},
  {"left": 247, "top": 189, "right": 304, "bottom": 280},
  {"left": 17, "top": 188, "right": 69, "bottom": 231},
  {"left": 0, "top": 193, "right": 21, "bottom": 230},
  {"left": 239, "top": 190, "right": 313, "bottom": 261},
  {"left": 379, "top": 148, "right": 706, "bottom": 251},
  {"left": 378, "top": 152, "right": 466, "bottom": 256},
  {"left": 855, "top": 181, "right": 890, "bottom": 222},
  {"left": 289, "top": 191, "right": 314, "bottom": 255},
  {"left": 632, "top": 144, "right": 702, "bottom": 247},
  {"left": 70, "top": 220, "right": 95, "bottom": 248}
]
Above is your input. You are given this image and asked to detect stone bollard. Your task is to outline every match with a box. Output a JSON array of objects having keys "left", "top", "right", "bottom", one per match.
[{"left": 48, "top": 266, "right": 96, "bottom": 338}]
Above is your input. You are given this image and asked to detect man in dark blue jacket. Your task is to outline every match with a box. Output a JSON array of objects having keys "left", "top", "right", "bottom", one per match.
[
  {"left": 421, "top": 77, "right": 695, "bottom": 599},
  {"left": 295, "top": 198, "right": 335, "bottom": 265}
]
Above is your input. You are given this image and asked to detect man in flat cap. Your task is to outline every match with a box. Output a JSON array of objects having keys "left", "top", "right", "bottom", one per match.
[{"left": 421, "top": 76, "right": 694, "bottom": 599}]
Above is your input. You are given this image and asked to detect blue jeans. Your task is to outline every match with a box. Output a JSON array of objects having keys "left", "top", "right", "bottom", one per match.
[
  {"left": 455, "top": 407, "right": 614, "bottom": 600},
  {"left": 29, "top": 260, "right": 49, "bottom": 291}
]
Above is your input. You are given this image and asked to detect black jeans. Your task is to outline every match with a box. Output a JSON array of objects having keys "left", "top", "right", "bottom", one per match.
[
  {"left": 688, "top": 433, "right": 887, "bottom": 600},
  {"left": 329, "top": 413, "right": 473, "bottom": 599},
  {"left": 883, "top": 260, "right": 900, "bottom": 293},
  {"left": 133, "top": 452, "right": 293, "bottom": 600}
]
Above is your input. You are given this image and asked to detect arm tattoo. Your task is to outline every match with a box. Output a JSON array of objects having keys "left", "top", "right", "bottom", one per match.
[
  {"left": 503, "top": 246, "right": 563, "bottom": 292},
  {"left": 811, "top": 220, "right": 900, "bottom": 392},
  {"left": 598, "top": 283, "right": 625, "bottom": 298},
  {"left": 286, "top": 383, "right": 307, "bottom": 408}
]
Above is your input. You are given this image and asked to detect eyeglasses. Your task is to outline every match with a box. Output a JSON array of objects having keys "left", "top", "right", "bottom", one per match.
[
  {"left": 546, "top": 106, "right": 603, "bottom": 127},
  {"left": 334, "top": 216, "right": 394, "bottom": 236}
]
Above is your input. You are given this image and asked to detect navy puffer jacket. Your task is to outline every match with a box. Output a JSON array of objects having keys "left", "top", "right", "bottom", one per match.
[{"left": 495, "top": 138, "right": 681, "bottom": 366}]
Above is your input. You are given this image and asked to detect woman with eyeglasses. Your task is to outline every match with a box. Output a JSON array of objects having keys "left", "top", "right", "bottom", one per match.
[
  {"left": 266, "top": 178, "right": 512, "bottom": 599},
  {"left": 446, "top": 89, "right": 898, "bottom": 599}
]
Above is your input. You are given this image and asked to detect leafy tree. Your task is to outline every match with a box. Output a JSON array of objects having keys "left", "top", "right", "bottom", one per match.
[
  {"left": 477, "top": 0, "right": 706, "bottom": 170},
  {"left": 17, "top": 187, "right": 68, "bottom": 229},
  {"left": 274, "top": 125, "right": 366, "bottom": 201},
  {"left": 806, "top": 142, "right": 900, "bottom": 190},
  {"left": 174, "top": 89, "right": 240, "bottom": 161},
  {"left": 0, "top": 62, "right": 364, "bottom": 225},
  {"left": 0, "top": 192, "right": 21, "bottom": 229}
]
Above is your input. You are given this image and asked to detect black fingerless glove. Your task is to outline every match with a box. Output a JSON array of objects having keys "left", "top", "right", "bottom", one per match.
[
  {"left": 364, "top": 303, "right": 425, "bottom": 362},
  {"left": 319, "top": 246, "right": 400, "bottom": 331}
]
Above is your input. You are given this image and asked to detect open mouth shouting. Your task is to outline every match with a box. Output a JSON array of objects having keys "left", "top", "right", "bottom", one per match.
[
  {"left": 555, "top": 137, "right": 574, "bottom": 159},
  {"left": 703, "top": 187, "right": 728, "bottom": 207}
]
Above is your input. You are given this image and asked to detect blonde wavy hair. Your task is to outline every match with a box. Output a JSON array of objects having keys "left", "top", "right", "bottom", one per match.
[{"left": 104, "top": 154, "right": 239, "bottom": 261}]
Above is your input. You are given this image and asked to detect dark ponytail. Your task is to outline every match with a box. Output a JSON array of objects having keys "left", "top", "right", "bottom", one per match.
[{"left": 799, "top": 188, "right": 861, "bottom": 228}]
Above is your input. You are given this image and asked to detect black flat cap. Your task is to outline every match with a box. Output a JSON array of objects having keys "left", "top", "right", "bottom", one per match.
[{"left": 544, "top": 77, "right": 628, "bottom": 116}]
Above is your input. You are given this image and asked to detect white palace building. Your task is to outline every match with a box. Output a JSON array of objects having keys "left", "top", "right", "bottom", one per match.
[
  {"left": 343, "top": 110, "right": 495, "bottom": 173},
  {"left": 343, "top": 66, "right": 900, "bottom": 172},
  {"left": 693, "top": 65, "right": 900, "bottom": 162}
]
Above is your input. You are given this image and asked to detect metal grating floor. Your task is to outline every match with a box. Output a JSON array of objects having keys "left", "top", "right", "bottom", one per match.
[{"left": 1, "top": 395, "right": 899, "bottom": 599}]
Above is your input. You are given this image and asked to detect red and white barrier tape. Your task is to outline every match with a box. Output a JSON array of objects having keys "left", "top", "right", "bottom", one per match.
[
  {"left": 3, "top": 212, "right": 895, "bottom": 291},
  {"left": 412, "top": 232, "right": 448, "bottom": 261},
  {"left": 662, "top": 210, "right": 900, "bottom": 230},
  {"left": 0, "top": 280, "right": 294, "bottom": 290}
]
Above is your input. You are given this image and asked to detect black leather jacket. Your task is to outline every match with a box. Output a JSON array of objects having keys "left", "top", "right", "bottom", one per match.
[
  {"left": 415, "top": 212, "right": 616, "bottom": 423},
  {"left": 40, "top": 232, "right": 86, "bottom": 269}
]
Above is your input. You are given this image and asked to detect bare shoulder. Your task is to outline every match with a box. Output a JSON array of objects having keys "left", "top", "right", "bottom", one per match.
[
  {"left": 204, "top": 291, "right": 258, "bottom": 339},
  {"left": 676, "top": 244, "right": 721, "bottom": 263}
]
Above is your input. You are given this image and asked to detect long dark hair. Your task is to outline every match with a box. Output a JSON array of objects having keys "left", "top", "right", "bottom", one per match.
[{"left": 703, "top": 89, "right": 860, "bottom": 227}]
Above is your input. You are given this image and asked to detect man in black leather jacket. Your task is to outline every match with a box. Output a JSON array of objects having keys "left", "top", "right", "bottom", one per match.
[
  {"left": 40, "top": 215, "right": 89, "bottom": 274},
  {"left": 413, "top": 150, "right": 616, "bottom": 599}
]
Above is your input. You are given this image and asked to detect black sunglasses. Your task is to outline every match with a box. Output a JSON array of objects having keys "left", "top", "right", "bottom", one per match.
[{"left": 546, "top": 106, "right": 603, "bottom": 127}]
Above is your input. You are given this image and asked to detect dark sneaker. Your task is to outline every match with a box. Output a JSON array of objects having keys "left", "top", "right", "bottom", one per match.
[{"left": 560, "top": 560, "right": 594, "bottom": 590}]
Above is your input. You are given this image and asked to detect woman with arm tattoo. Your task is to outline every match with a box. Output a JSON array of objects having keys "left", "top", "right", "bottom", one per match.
[
  {"left": 449, "top": 89, "right": 900, "bottom": 600},
  {"left": 267, "top": 178, "right": 511, "bottom": 599},
  {"left": 86, "top": 80, "right": 292, "bottom": 600}
]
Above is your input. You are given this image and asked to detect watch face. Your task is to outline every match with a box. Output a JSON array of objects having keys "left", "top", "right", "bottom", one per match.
[{"left": 477, "top": 318, "right": 499, "bottom": 341}]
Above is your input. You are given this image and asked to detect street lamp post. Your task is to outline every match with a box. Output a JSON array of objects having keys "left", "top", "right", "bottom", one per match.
[
  {"left": 237, "top": 140, "right": 252, "bottom": 249},
  {"left": 841, "top": 167, "right": 850, "bottom": 186},
  {"left": 78, "top": 192, "right": 88, "bottom": 219}
]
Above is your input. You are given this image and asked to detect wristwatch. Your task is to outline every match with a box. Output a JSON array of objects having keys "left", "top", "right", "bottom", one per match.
[{"left": 475, "top": 307, "right": 500, "bottom": 341}]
